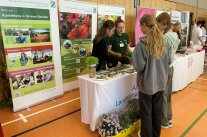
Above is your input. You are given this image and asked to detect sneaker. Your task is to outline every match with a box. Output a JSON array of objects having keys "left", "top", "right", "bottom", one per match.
[
  {"left": 168, "top": 120, "right": 173, "bottom": 128},
  {"left": 138, "top": 130, "right": 141, "bottom": 137},
  {"left": 161, "top": 123, "right": 170, "bottom": 128}
]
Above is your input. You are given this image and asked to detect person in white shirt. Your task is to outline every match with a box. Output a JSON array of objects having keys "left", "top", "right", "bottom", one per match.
[
  {"left": 201, "top": 20, "right": 206, "bottom": 45},
  {"left": 191, "top": 21, "right": 204, "bottom": 46}
]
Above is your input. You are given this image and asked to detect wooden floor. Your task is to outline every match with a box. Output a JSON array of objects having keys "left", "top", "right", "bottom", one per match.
[{"left": 1, "top": 75, "right": 207, "bottom": 137}]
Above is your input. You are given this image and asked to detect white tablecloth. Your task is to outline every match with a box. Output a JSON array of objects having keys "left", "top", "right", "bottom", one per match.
[
  {"left": 78, "top": 73, "right": 139, "bottom": 131},
  {"left": 172, "top": 50, "right": 205, "bottom": 92},
  {"left": 79, "top": 51, "right": 205, "bottom": 131}
]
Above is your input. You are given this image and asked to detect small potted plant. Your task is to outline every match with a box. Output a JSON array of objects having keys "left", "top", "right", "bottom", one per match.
[{"left": 85, "top": 56, "right": 99, "bottom": 78}]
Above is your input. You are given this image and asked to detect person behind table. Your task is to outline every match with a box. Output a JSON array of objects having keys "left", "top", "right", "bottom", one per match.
[
  {"left": 20, "top": 52, "right": 28, "bottom": 66},
  {"left": 13, "top": 75, "right": 24, "bottom": 89},
  {"left": 23, "top": 73, "right": 34, "bottom": 85},
  {"left": 191, "top": 21, "right": 204, "bottom": 46},
  {"left": 173, "top": 22, "right": 184, "bottom": 49},
  {"left": 92, "top": 20, "right": 115, "bottom": 71},
  {"left": 16, "top": 29, "right": 26, "bottom": 43},
  {"left": 107, "top": 17, "right": 130, "bottom": 68},
  {"left": 200, "top": 20, "right": 206, "bottom": 45},
  {"left": 156, "top": 12, "right": 180, "bottom": 129},
  {"left": 133, "top": 14, "right": 171, "bottom": 137}
]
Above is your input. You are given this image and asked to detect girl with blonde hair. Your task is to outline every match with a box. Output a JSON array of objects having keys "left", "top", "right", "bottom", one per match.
[{"left": 133, "top": 14, "right": 171, "bottom": 137}]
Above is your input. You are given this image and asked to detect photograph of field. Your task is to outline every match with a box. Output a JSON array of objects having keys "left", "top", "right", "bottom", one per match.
[{"left": 29, "top": 28, "right": 50, "bottom": 43}]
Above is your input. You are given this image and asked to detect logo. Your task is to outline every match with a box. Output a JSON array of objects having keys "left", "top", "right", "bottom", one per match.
[
  {"left": 50, "top": 1, "right": 56, "bottom": 8},
  {"left": 15, "top": 92, "right": 20, "bottom": 98},
  {"left": 93, "top": 7, "right": 96, "bottom": 13},
  {"left": 122, "top": 10, "right": 125, "bottom": 15}
]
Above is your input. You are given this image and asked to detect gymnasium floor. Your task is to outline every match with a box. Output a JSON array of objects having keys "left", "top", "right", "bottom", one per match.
[{"left": 1, "top": 74, "right": 207, "bottom": 137}]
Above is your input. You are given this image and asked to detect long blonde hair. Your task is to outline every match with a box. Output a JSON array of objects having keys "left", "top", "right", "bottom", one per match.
[{"left": 140, "top": 14, "right": 165, "bottom": 59}]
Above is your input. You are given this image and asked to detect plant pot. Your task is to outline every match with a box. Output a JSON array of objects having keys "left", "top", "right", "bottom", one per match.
[
  {"left": 88, "top": 64, "right": 96, "bottom": 78},
  {"left": 100, "top": 120, "right": 140, "bottom": 137}
]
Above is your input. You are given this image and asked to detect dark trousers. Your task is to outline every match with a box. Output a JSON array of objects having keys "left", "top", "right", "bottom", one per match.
[
  {"left": 107, "top": 55, "right": 130, "bottom": 68},
  {"left": 139, "top": 91, "right": 163, "bottom": 137}
]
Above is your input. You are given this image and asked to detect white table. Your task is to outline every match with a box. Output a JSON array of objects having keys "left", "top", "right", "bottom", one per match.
[
  {"left": 79, "top": 51, "right": 205, "bottom": 131},
  {"left": 172, "top": 50, "right": 205, "bottom": 92},
  {"left": 78, "top": 73, "right": 138, "bottom": 131}
]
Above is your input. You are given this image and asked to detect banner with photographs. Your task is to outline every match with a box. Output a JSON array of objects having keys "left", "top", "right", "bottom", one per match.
[
  {"left": 98, "top": 5, "right": 125, "bottom": 29},
  {"left": 171, "top": 10, "right": 190, "bottom": 47},
  {"left": 59, "top": 0, "right": 97, "bottom": 92},
  {"left": 0, "top": 0, "right": 63, "bottom": 112},
  {"left": 135, "top": 7, "right": 156, "bottom": 45}
]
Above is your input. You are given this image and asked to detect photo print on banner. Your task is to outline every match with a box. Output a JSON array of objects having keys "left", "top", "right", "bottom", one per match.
[
  {"left": 58, "top": 0, "right": 97, "bottom": 91},
  {"left": 0, "top": 6, "right": 56, "bottom": 98}
]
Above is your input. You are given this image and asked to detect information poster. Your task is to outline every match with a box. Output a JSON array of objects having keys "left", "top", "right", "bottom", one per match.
[
  {"left": 59, "top": 0, "right": 97, "bottom": 92},
  {"left": 98, "top": 5, "right": 125, "bottom": 29},
  {"left": 0, "top": 0, "right": 63, "bottom": 112},
  {"left": 135, "top": 7, "right": 156, "bottom": 45}
]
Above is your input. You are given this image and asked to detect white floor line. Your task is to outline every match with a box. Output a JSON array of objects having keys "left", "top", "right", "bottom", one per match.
[
  {"left": 1, "top": 118, "right": 21, "bottom": 126},
  {"left": 18, "top": 114, "right": 28, "bottom": 123},
  {"left": 1, "top": 97, "right": 80, "bottom": 126}
]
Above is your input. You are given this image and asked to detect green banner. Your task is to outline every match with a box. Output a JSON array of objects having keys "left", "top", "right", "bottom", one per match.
[{"left": 0, "top": 6, "right": 50, "bottom": 20}]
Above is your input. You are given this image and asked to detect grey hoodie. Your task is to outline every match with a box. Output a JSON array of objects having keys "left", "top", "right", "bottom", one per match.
[
  {"left": 132, "top": 37, "right": 171, "bottom": 95},
  {"left": 164, "top": 31, "right": 180, "bottom": 67}
]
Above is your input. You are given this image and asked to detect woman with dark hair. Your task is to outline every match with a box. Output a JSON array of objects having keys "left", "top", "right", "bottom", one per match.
[
  {"left": 156, "top": 12, "right": 180, "bottom": 129},
  {"left": 20, "top": 52, "right": 28, "bottom": 66},
  {"left": 107, "top": 17, "right": 130, "bottom": 68},
  {"left": 92, "top": 20, "right": 115, "bottom": 71}
]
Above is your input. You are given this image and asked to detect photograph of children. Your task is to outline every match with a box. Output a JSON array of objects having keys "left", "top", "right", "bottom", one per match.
[
  {"left": 4, "top": 28, "right": 30, "bottom": 44},
  {"left": 12, "top": 75, "right": 24, "bottom": 90},
  {"left": 29, "top": 28, "right": 50, "bottom": 43},
  {"left": 12, "top": 73, "right": 35, "bottom": 90},
  {"left": 42, "top": 69, "right": 54, "bottom": 82},
  {"left": 23, "top": 72, "right": 35, "bottom": 86},
  {"left": 32, "top": 50, "right": 53, "bottom": 64},
  {"left": 59, "top": 12, "right": 92, "bottom": 39},
  {"left": 8, "top": 52, "right": 32, "bottom": 67},
  {"left": 34, "top": 71, "right": 43, "bottom": 84}
]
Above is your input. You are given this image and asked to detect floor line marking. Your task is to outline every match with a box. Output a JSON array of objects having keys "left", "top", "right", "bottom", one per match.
[
  {"left": 1, "top": 118, "right": 21, "bottom": 126},
  {"left": 11, "top": 109, "right": 81, "bottom": 137},
  {"left": 18, "top": 114, "right": 28, "bottom": 123},
  {"left": 25, "top": 97, "right": 80, "bottom": 118},
  {"left": 180, "top": 108, "right": 207, "bottom": 137},
  {"left": 1, "top": 97, "right": 80, "bottom": 126}
]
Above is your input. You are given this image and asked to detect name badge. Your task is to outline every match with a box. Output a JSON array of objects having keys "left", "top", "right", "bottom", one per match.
[{"left": 120, "top": 43, "right": 124, "bottom": 47}]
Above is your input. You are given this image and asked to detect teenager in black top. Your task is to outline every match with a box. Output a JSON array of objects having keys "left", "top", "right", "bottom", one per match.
[{"left": 92, "top": 20, "right": 115, "bottom": 71}]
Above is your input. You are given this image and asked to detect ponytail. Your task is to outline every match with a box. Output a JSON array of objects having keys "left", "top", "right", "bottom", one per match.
[
  {"left": 140, "top": 14, "right": 165, "bottom": 59},
  {"left": 146, "top": 25, "right": 165, "bottom": 59}
]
